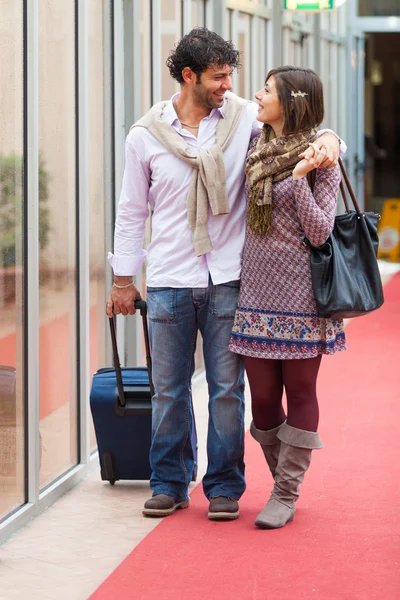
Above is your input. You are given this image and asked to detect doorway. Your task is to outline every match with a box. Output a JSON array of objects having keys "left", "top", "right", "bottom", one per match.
[{"left": 364, "top": 32, "right": 400, "bottom": 213}]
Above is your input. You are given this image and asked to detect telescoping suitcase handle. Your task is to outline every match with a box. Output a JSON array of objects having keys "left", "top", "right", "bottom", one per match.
[{"left": 108, "top": 300, "right": 154, "bottom": 407}]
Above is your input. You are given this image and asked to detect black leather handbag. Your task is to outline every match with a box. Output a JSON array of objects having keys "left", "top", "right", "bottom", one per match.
[{"left": 305, "top": 159, "right": 384, "bottom": 319}]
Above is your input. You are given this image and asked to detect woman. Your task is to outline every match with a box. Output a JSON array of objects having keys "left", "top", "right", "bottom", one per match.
[{"left": 229, "top": 66, "right": 346, "bottom": 529}]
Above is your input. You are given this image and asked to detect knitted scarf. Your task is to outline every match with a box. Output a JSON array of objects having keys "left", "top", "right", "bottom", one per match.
[
  {"left": 132, "top": 92, "right": 248, "bottom": 256},
  {"left": 245, "top": 124, "right": 317, "bottom": 235}
]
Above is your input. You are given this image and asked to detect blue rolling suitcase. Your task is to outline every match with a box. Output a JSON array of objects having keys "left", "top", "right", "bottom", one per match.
[{"left": 90, "top": 300, "right": 198, "bottom": 484}]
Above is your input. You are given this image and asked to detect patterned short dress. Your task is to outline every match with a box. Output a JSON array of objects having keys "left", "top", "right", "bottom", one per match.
[{"left": 229, "top": 147, "right": 346, "bottom": 360}]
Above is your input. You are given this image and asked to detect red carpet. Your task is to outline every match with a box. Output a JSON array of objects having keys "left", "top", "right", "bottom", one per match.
[{"left": 90, "top": 274, "right": 400, "bottom": 600}]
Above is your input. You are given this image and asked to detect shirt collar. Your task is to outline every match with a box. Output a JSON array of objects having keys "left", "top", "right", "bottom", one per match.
[{"left": 163, "top": 92, "right": 226, "bottom": 126}]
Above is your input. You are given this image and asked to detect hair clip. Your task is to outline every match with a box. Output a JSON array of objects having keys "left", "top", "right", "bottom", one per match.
[{"left": 291, "top": 90, "right": 308, "bottom": 98}]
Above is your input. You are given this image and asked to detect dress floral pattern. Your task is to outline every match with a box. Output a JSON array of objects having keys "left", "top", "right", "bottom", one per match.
[{"left": 229, "top": 137, "right": 346, "bottom": 360}]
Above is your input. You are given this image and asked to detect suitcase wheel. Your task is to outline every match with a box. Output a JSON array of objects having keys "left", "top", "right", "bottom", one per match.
[{"left": 101, "top": 452, "right": 118, "bottom": 485}]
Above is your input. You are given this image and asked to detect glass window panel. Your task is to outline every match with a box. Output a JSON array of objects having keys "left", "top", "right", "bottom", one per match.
[
  {"left": 226, "top": 9, "right": 231, "bottom": 38},
  {"left": 191, "top": 0, "right": 205, "bottom": 28},
  {"left": 161, "top": 0, "right": 182, "bottom": 99},
  {"left": 38, "top": 0, "right": 78, "bottom": 488},
  {"left": 0, "top": 0, "right": 25, "bottom": 520},
  {"left": 304, "top": 12, "right": 315, "bottom": 26},
  {"left": 282, "top": 28, "right": 290, "bottom": 64},
  {"left": 338, "top": 4, "right": 347, "bottom": 35},
  {"left": 288, "top": 40, "right": 301, "bottom": 66},
  {"left": 88, "top": 0, "right": 107, "bottom": 451},
  {"left": 320, "top": 12, "right": 329, "bottom": 31},
  {"left": 329, "top": 43, "right": 338, "bottom": 133},
  {"left": 338, "top": 44, "right": 347, "bottom": 138},
  {"left": 358, "top": 0, "right": 400, "bottom": 17},
  {"left": 238, "top": 13, "right": 251, "bottom": 99},
  {"left": 330, "top": 9, "right": 338, "bottom": 35},
  {"left": 326, "top": 42, "right": 333, "bottom": 130},
  {"left": 139, "top": 2, "right": 152, "bottom": 339},
  {"left": 319, "top": 39, "right": 331, "bottom": 128},
  {"left": 141, "top": 0, "right": 151, "bottom": 113},
  {"left": 301, "top": 34, "right": 310, "bottom": 67},
  {"left": 257, "top": 18, "right": 268, "bottom": 88}
]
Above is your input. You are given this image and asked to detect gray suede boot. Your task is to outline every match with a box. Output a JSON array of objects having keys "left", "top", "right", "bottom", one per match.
[
  {"left": 255, "top": 423, "right": 323, "bottom": 530},
  {"left": 250, "top": 421, "right": 285, "bottom": 479}
]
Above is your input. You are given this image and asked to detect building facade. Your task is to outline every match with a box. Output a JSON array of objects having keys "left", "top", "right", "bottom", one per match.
[{"left": 0, "top": 0, "right": 364, "bottom": 542}]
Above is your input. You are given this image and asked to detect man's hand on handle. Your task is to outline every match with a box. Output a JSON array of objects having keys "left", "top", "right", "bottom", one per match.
[{"left": 106, "top": 276, "right": 142, "bottom": 318}]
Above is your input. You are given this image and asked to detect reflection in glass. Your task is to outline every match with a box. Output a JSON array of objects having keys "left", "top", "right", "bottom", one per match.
[
  {"left": 0, "top": 0, "right": 25, "bottom": 520},
  {"left": 191, "top": 0, "right": 205, "bottom": 28},
  {"left": 161, "top": 0, "right": 182, "bottom": 99},
  {"left": 88, "top": 0, "right": 106, "bottom": 450},
  {"left": 257, "top": 18, "right": 268, "bottom": 87},
  {"left": 358, "top": 0, "right": 400, "bottom": 17},
  {"left": 238, "top": 13, "right": 250, "bottom": 100},
  {"left": 141, "top": 0, "right": 151, "bottom": 113},
  {"left": 38, "top": 0, "right": 78, "bottom": 488},
  {"left": 290, "top": 41, "right": 301, "bottom": 67}
]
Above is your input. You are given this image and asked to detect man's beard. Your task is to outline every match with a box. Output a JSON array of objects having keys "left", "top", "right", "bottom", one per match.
[{"left": 193, "top": 84, "right": 224, "bottom": 110}]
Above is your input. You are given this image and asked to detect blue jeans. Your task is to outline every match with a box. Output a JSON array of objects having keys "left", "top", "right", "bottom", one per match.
[{"left": 146, "top": 279, "right": 245, "bottom": 502}]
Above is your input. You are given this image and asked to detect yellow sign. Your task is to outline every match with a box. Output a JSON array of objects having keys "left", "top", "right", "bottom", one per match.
[
  {"left": 378, "top": 199, "right": 400, "bottom": 262},
  {"left": 283, "top": 0, "right": 335, "bottom": 11}
]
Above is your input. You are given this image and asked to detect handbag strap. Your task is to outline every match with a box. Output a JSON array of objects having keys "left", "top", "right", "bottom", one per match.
[
  {"left": 108, "top": 300, "right": 154, "bottom": 407},
  {"left": 339, "top": 158, "right": 361, "bottom": 214},
  {"left": 339, "top": 181, "right": 351, "bottom": 214},
  {"left": 307, "top": 159, "right": 358, "bottom": 215}
]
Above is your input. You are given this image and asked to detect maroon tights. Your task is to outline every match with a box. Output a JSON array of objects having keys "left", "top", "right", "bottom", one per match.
[{"left": 244, "top": 356, "right": 322, "bottom": 432}]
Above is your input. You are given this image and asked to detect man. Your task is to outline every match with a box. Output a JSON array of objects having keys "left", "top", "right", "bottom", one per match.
[{"left": 106, "top": 28, "right": 342, "bottom": 521}]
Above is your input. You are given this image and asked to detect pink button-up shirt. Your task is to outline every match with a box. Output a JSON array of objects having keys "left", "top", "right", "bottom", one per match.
[
  {"left": 108, "top": 93, "right": 261, "bottom": 287},
  {"left": 108, "top": 93, "right": 345, "bottom": 288}
]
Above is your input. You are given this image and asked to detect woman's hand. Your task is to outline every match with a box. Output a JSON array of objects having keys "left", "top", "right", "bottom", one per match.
[
  {"left": 293, "top": 142, "right": 322, "bottom": 180},
  {"left": 293, "top": 159, "right": 314, "bottom": 180},
  {"left": 299, "top": 133, "right": 340, "bottom": 168}
]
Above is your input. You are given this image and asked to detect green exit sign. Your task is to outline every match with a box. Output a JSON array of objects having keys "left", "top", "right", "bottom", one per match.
[{"left": 283, "top": 0, "right": 335, "bottom": 10}]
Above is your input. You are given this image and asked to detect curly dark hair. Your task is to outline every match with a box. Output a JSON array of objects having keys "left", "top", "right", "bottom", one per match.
[{"left": 166, "top": 27, "right": 241, "bottom": 83}]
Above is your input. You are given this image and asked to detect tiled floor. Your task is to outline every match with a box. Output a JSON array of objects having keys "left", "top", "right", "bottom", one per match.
[{"left": 0, "top": 376, "right": 252, "bottom": 600}]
